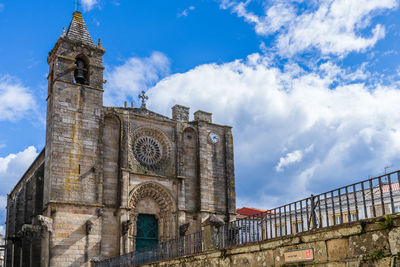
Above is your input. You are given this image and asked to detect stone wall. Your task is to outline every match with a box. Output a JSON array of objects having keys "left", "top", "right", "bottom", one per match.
[
  {"left": 5, "top": 151, "right": 45, "bottom": 267},
  {"left": 141, "top": 214, "right": 400, "bottom": 267}
]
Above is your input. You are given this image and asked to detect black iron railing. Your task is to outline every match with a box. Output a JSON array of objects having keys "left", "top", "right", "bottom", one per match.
[
  {"left": 96, "top": 171, "right": 400, "bottom": 266},
  {"left": 217, "top": 170, "right": 400, "bottom": 248},
  {"left": 95, "top": 231, "right": 203, "bottom": 267}
]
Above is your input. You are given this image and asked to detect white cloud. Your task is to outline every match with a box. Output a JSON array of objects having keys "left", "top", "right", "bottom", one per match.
[
  {"left": 178, "top": 6, "right": 196, "bottom": 18},
  {"left": 104, "top": 52, "right": 170, "bottom": 106},
  {"left": 275, "top": 145, "right": 314, "bottom": 172},
  {"left": 0, "top": 146, "right": 38, "bottom": 194},
  {"left": 0, "top": 75, "right": 36, "bottom": 121},
  {"left": 275, "top": 150, "right": 303, "bottom": 172},
  {"left": 81, "top": 0, "right": 98, "bottom": 11},
  {"left": 276, "top": 0, "right": 394, "bottom": 56},
  {"left": 220, "top": 0, "right": 398, "bottom": 56},
  {"left": 228, "top": 1, "right": 296, "bottom": 36},
  {"left": 135, "top": 53, "right": 400, "bottom": 206}
]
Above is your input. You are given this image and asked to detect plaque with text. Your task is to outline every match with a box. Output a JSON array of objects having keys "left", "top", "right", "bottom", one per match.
[{"left": 284, "top": 248, "right": 314, "bottom": 263}]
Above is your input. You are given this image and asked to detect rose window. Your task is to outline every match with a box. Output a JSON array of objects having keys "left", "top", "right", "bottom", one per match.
[
  {"left": 134, "top": 136, "right": 162, "bottom": 166},
  {"left": 131, "top": 127, "right": 171, "bottom": 170}
]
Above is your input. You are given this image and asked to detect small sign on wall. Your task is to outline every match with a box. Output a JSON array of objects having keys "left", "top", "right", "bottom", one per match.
[{"left": 284, "top": 248, "right": 314, "bottom": 263}]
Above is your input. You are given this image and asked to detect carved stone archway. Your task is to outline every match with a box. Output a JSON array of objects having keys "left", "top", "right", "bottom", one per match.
[{"left": 128, "top": 182, "right": 176, "bottom": 251}]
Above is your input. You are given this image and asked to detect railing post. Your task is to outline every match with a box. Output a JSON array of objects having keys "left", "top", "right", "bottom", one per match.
[
  {"left": 202, "top": 214, "right": 225, "bottom": 251},
  {"left": 262, "top": 212, "right": 266, "bottom": 240},
  {"left": 311, "top": 194, "right": 317, "bottom": 229}
]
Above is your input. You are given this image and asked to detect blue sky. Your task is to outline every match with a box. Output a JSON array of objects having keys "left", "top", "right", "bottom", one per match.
[{"left": 1, "top": 0, "right": 400, "bottom": 231}]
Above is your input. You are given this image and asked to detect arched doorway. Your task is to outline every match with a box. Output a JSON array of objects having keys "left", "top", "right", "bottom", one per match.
[
  {"left": 136, "top": 214, "right": 158, "bottom": 251},
  {"left": 128, "top": 182, "right": 177, "bottom": 252}
]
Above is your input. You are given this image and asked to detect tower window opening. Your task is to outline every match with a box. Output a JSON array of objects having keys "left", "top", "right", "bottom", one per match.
[{"left": 74, "top": 58, "right": 88, "bottom": 85}]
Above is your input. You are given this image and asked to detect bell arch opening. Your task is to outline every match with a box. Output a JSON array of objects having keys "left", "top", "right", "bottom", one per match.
[{"left": 74, "top": 56, "right": 89, "bottom": 85}]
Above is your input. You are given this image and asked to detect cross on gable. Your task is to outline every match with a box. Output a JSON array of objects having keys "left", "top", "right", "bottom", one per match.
[
  {"left": 75, "top": 0, "right": 81, "bottom": 11},
  {"left": 139, "top": 90, "right": 149, "bottom": 109}
]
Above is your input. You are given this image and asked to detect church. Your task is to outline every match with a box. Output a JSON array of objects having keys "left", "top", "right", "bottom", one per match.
[{"left": 5, "top": 11, "right": 236, "bottom": 267}]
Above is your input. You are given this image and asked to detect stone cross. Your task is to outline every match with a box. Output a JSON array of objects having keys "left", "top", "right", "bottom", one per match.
[
  {"left": 75, "top": 0, "right": 81, "bottom": 11},
  {"left": 139, "top": 90, "right": 149, "bottom": 109}
]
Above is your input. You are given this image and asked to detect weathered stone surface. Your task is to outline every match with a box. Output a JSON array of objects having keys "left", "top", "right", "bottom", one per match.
[
  {"left": 388, "top": 227, "right": 400, "bottom": 255},
  {"left": 301, "top": 224, "right": 362, "bottom": 243},
  {"left": 299, "top": 241, "right": 327, "bottom": 263},
  {"left": 326, "top": 263, "right": 346, "bottom": 267},
  {"left": 327, "top": 238, "right": 348, "bottom": 261},
  {"left": 360, "top": 257, "right": 391, "bottom": 267},
  {"left": 349, "top": 231, "right": 390, "bottom": 258},
  {"left": 172, "top": 104, "right": 190, "bottom": 122}
]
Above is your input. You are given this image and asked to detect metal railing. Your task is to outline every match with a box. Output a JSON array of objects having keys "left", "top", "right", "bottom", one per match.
[
  {"left": 217, "top": 170, "right": 400, "bottom": 248},
  {"left": 95, "top": 231, "right": 203, "bottom": 267},
  {"left": 96, "top": 171, "right": 400, "bottom": 266}
]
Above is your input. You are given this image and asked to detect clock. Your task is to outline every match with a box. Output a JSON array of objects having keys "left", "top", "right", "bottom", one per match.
[{"left": 209, "top": 132, "right": 219, "bottom": 144}]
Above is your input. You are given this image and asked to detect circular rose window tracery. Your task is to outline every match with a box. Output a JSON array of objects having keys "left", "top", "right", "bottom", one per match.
[
  {"left": 134, "top": 136, "right": 162, "bottom": 166},
  {"left": 132, "top": 127, "right": 171, "bottom": 170}
]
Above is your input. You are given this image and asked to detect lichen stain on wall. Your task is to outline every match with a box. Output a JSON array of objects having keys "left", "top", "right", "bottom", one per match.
[{"left": 65, "top": 114, "right": 83, "bottom": 193}]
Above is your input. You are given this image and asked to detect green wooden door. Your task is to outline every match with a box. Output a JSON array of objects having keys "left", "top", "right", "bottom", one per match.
[{"left": 136, "top": 214, "right": 158, "bottom": 251}]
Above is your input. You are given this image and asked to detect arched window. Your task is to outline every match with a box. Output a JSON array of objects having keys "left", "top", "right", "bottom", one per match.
[{"left": 74, "top": 57, "right": 88, "bottom": 85}]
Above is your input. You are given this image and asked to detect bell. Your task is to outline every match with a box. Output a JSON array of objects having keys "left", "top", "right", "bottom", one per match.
[
  {"left": 74, "top": 68, "right": 87, "bottom": 84},
  {"left": 74, "top": 58, "right": 88, "bottom": 84}
]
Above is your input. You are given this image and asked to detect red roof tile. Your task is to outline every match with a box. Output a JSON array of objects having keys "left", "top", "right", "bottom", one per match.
[{"left": 236, "top": 207, "right": 272, "bottom": 217}]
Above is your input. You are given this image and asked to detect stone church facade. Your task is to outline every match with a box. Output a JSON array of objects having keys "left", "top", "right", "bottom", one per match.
[{"left": 5, "top": 12, "right": 236, "bottom": 267}]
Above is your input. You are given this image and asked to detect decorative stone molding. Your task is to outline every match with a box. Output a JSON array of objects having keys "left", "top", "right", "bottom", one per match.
[
  {"left": 37, "top": 215, "right": 53, "bottom": 233},
  {"left": 122, "top": 220, "right": 133, "bottom": 236},
  {"left": 179, "top": 223, "right": 190, "bottom": 236},
  {"left": 19, "top": 224, "right": 42, "bottom": 240},
  {"left": 129, "top": 182, "right": 175, "bottom": 213},
  {"left": 96, "top": 208, "right": 104, "bottom": 217}
]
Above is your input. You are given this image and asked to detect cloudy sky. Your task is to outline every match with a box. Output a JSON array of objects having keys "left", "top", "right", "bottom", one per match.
[{"left": 1, "top": 0, "right": 400, "bottom": 231}]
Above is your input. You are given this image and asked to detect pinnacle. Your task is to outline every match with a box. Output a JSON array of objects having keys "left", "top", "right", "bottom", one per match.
[{"left": 66, "top": 11, "right": 94, "bottom": 45}]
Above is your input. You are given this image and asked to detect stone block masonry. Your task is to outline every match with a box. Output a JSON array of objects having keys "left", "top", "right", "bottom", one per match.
[{"left": 141, "top": 214, "right": 400, "bottom": 267}]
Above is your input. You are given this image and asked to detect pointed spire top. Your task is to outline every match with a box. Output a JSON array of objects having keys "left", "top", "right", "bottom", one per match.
[{"left": 66, "top": 11, "right": 94, "bottom": 45}]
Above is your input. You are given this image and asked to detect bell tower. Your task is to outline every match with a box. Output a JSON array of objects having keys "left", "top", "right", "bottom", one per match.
[{"left": 44, "top": 11, "right": 105, "bottom": 206}]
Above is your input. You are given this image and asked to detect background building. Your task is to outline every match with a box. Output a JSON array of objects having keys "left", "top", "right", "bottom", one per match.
[{"left": 232, "top": 181, "right": 400, "bottom": 243}]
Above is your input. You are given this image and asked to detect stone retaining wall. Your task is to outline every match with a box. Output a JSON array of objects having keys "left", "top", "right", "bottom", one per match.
[{"left": 142, "top": 214, "right": 400, "bottom": 266}]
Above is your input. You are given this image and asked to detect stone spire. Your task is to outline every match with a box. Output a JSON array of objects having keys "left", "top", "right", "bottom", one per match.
[{"left": 66, "top": 11, "right": 94, "bottom": 45}]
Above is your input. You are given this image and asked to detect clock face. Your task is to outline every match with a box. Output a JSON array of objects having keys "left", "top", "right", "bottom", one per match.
[{"left": 209, "top": 132, "right": 219, "bottom": 144}]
